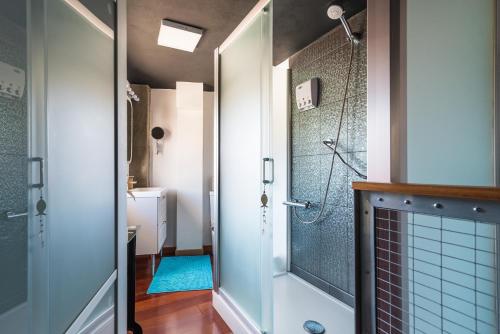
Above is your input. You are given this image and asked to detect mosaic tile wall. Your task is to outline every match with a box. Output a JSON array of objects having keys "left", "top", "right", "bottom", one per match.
[
  {"left": 0, "top": 13, "right": 28, "bottom": 314},
  {"left": 289, "top": 10, "right": 367, "bottom": 306}
]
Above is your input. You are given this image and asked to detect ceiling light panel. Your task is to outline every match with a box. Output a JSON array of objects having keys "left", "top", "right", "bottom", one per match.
[{"left": 157, "top": 20, "right": 203, "bottom": 52}]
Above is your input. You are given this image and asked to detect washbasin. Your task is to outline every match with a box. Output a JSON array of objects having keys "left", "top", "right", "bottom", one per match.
[{"left": 127, "top": 187, "right": 167, "bottom": 198}]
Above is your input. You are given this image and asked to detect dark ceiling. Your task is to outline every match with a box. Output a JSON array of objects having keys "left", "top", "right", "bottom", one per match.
[
  {"left": 127, "top": 0, "right": 258, "bottom": 90},
  {"left": 273, "top": 0, "right": 366, "bottom": 65},
  {"left": 2, "top": 0, "right": 365, "bottom": 88},
  {"left": 128, "top": 0, "right": 365, "bottom": 89}
]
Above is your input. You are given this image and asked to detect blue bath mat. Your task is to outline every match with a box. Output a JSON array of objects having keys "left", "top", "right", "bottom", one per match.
[{"left": 147, "top": 255, "right": 213, "bottom": 294}]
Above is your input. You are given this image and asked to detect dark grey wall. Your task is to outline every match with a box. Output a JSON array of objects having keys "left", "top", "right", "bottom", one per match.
[
  {"left": 128, "top": 84, "right": 150, "bottom": 187},
  {"left": 0, "top": 10, "right": 28, "bottom": 315},
  {"left": 289, "top": 10, "right": 367, "bottom": 306}
]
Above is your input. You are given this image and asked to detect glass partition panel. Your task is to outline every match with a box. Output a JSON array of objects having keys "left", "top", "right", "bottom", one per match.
[
  {"left": 406, "top": 0, "right": 495, "bottom": 186},
  {"left": 46, "top": 1, "right": 115, "bottom": 332},
  {"left": 0, "top": 1, "right": 29, "bottom": 333},
  {"left": 219, "top": 7, "right": 272, "bottom": 331},
  {"left": 402, "top": 4, "right": 497, "bottom": 332}
]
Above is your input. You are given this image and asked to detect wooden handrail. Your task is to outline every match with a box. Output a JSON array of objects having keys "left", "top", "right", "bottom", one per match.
[{"left": 352, "top": 182, "right": 500, "bottom": 202}]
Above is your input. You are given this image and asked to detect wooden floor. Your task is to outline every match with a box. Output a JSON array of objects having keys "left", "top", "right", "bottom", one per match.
[{"left": 132, "top": 255, "right": 232, "bottom": 334}]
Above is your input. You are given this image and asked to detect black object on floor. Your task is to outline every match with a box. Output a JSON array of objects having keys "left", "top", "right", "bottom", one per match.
[{"left": 127, "top": 231, "right": 143, "bottom": 334}]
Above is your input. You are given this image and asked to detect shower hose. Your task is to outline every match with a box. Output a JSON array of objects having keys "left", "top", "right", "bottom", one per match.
[{"left": 293, "top": 41, "right": 356, "bottom": 225}]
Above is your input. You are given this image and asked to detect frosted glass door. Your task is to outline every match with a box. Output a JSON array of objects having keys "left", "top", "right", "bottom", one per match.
[
  {"left": 218, "top": 6, "right": 272, "bottom": 332},
  {"left": 45, "top": 0, "right": 115, "bottom": 332},
  {"left": 0, "top": 1, "right": 116, "bottom": 333}
]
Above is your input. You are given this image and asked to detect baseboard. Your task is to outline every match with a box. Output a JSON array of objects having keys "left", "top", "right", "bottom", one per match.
[
  {"left": 203, "top": 245, "right": 213, "bottom": 255},
  {"left": 136, "top": 245, "right": 212, "bottom": 257},
  {"left": 163, "top": 245, "right": 213, "bottom": 256},
  {"left": 212, "top": 289, "right": 261, "bottom": 334},
  {"left": 77, "top": 305, "right": 114, "bottom": 334},
  {"left": 162, "top": 246, "right": 176, "bottom": 256},
  {"left": 175, "top": 248, "right": 204, "bottom": 256}
]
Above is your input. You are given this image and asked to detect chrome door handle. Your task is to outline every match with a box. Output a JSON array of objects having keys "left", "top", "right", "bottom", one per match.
[
  {"left": 263, "top": 157, "right": 274, "bottom": 184},
  {"left": 30, "top": 157, "right": 44, "bottom": 189},
  {"left": 283, "top": 200, "right": 311, "bottom": 209},
  {"left": 5, "top": 211, "right": 29, "bottom": 219}
]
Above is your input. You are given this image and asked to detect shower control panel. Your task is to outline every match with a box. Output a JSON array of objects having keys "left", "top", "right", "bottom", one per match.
[
  {"left": 0, "top": 60, "right": 25, "bottom": 99},
  {"left": 296, "top": 78, "right": 319, "bottom": 112}
]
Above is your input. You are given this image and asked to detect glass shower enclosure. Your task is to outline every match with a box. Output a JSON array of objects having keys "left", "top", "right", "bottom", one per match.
[
  {"left": 0, "top": 0, "right": 117, "bottom": 333},
  {"left": 214, "top": 3, "right": 274, "bottom": 333}
]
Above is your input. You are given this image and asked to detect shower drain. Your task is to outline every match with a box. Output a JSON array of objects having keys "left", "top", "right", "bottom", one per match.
[{"left": 303, "top": 320, "right": 326, "bottom": 334}]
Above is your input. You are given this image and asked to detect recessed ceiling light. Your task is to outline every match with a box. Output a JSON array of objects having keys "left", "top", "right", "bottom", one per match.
[{"left": 157, "top": 20, "right": 203, "bottom": 52}]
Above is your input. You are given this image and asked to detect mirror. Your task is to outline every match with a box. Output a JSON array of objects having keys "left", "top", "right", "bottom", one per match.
[{"left": 151, "top": 126, "right": 165, "bottom": 154}]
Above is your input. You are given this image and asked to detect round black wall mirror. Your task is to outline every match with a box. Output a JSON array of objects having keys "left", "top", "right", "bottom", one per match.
[{"left": 151, "top": 127, "right": 165, "bottom": 140}]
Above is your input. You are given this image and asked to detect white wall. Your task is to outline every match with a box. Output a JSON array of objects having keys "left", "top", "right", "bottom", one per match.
[
  {"left": 176, "top": 82, "right": 204, "bottom": 251},
  {"left": 150, "top": 85, "right": 214, "bottom": 249},
  {"left": 150, "top": 89, "right": 177, "bottom": 246},
  {"left": 203, "top": 92, "right": 214, "bottom": 246},
  {"left": 272, "top": 62, "right": 289, "bottom": 274},
  {"left": 367, "top": 0, "right": 392, "bottom": 182}
]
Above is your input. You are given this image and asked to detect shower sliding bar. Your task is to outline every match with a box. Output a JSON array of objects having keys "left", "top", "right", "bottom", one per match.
[
  {"left": 283, "top": 200, "right": 311, "bottom": 209},
  {"left": 5, "top": 211, "right": 28, "bottom": 219}
]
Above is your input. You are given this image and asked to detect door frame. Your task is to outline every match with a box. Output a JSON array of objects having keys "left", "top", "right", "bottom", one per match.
[{"left": 116, "top": 0, "right": 128, "bottom": 332}]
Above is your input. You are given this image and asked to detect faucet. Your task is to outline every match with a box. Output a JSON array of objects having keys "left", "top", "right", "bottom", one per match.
[{"left": 127, "top": 189, "right": 136, "bottom": 201}]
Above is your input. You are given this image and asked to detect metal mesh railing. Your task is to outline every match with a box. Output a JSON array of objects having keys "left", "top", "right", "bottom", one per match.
[{"left": 374, "top": 208, "right": 498, "bottom": 334}]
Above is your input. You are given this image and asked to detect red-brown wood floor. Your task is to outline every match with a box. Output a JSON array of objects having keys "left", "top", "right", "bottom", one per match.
[{"left": 131, "top": 255, "right": 232, "bottom": 334}]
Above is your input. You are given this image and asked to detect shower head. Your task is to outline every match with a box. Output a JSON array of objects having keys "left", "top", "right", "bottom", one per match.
[
  {"left": 327, "top": 5, "right": 360, "bottom": 44},
  {"left": 327, "top": 5, "right": 344, "bottom": 20}
]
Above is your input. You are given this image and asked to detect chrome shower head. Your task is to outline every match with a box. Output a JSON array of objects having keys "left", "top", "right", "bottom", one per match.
[
  {"left": 327, "top": 5, "right": 344, "bottom": 20},
  {"left": 327, "top": 5, "right": 360, "bottom": 44}
]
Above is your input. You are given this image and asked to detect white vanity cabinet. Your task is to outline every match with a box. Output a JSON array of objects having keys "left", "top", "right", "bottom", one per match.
[{"left": 127, "top": 188, "right": 167, "bottom": 261}]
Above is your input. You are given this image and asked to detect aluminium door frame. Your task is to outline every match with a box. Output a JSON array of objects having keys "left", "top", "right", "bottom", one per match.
[{"left": 212, "top": 4, "right": 273, "bottom": 332}]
